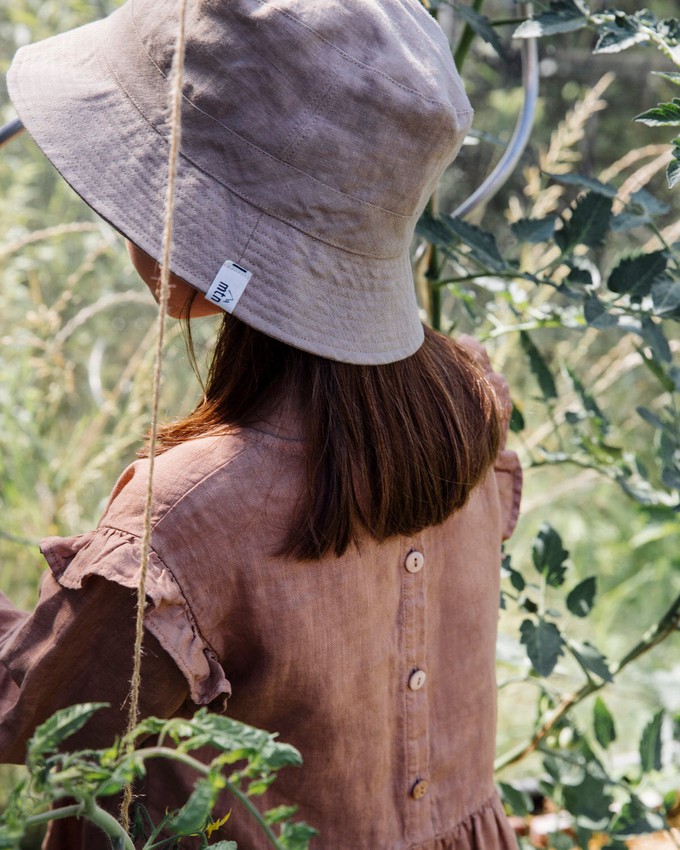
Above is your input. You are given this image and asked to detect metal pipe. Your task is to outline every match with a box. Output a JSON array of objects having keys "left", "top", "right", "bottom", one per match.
[
  {"left": 451, "top": 2, "right": 539, "bottom": 219},
  {"left": 0, "top": 117, "right": 24, "bottom": 148}
]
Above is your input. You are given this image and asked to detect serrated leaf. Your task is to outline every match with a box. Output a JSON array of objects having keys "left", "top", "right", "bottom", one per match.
[
  {"left": 593, "top": 697, "right": 617, "bottom": 749},
  {"left": 532, "top": 523, "right": 569, "bottom": 586},
  {"left": 546, "top": 172, "right": 617, "bottom": 198},
  {"left": 639, "top": 710, "right": 664, "bottom": 773},
  {"left": 570, "top": 641, "right": 613, "bottom": 682},
  {"left": 448, "top": 218, "right": 506, "bottom": 272},
  {"left": 555, "top": 192, "right": 613, "bottom": 253},
  {"left": 607, "top": 251, "right": 667, "bottom": 297},
  {"left": 595, "top": 27, "right": 648, "bottom": 54},
  {"left": 567, "top": 577, "right": 597, "bottom": 617},
  {"left": 499, "top": 782, "right": 531, "bottom": 816},
  {"left": 511, "top": 216, "right": 557, "bottom": 243},
  {"left": 520, "top": 332, "right": 557, "bottom": 400},
  {"left": 520, "top": 618, "right": 564, "bottom": 676},
  {"left": 668, "top": 153, "right": 680, "bottom": 189},
  {"left": 636, "top": 99, "right": 680, "bottom": 127},
  {"left": 456, "top": 4, "right": 506, "bottom": 58},
  {"left": 513, "top": 0, "right": 589, "bottom": 38},
  {"left": 27, "top": 703, "right": 108, "bottom": 763}
]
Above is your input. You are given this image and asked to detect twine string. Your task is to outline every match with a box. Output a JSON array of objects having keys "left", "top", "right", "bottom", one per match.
[{"left": 120, "top": 0, "right": 189, "bottom": 830}]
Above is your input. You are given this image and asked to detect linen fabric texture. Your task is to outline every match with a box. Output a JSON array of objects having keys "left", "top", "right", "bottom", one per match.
[
  {"left": 7, "top": 0, "right": 473, "bottom": 364},
  {"left": 0, "top": 338, "right": 522, "bottom": 850}
]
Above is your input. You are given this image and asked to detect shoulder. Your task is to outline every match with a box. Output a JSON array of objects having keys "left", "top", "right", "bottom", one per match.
[{"left": 100, "top": 428, "right": 304, "bottom": 537}]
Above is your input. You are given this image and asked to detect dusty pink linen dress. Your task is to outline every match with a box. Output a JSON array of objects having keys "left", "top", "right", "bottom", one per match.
[{"left": 0, "top": 339, "right": 522, "bottom": 849}]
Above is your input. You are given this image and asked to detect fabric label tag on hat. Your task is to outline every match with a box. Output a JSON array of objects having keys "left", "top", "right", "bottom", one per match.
[{"left": 205, "top": 261, "right": 252, "bottom": 313}]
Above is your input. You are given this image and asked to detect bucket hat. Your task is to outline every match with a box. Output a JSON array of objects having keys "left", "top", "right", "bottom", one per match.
[{"left": 7, "top": 0, "right": 473, "bottom": 364}]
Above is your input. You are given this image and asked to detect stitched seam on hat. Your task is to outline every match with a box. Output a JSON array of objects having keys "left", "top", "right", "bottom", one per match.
[
  {"left": 99, "top": 48, "right": 404, "bottom": 260},
  {"left": 275, "top": 70, "right": 341, "bottom": 160},
  {"left": 245, "top": 226, "right": 405, "bottom": 295},
  {"left": 126, "top": 5, "right": 418, "bottom": 221},
  {"left": 251, "top": 0, "right": 461, "bottom": 110}
]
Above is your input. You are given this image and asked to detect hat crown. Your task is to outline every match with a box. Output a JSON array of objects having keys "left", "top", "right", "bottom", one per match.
[{"left": 131, "top": 0, "right": 472, "bottom": 218}]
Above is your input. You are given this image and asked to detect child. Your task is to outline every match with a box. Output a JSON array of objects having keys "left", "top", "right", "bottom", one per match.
[{"left": 1, "top": 0, "right": 522, "bottom": 847}]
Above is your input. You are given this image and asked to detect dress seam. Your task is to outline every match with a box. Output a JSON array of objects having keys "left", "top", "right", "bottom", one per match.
[{"left": 409, "top": 794, "right": 501, "bottom": 849}]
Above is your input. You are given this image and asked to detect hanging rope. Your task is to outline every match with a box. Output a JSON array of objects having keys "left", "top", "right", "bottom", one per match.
[{"left": 120, "top": 0, "right": 189, "bottom": 830}]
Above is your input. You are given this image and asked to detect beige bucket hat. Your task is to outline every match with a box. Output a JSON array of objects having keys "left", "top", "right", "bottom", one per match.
[{"left": 8, "top": 0, "right": 473, "bottom": 364}]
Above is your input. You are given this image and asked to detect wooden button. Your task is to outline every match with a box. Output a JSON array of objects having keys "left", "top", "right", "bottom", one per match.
[
  {"left": 411, "top": 779, "right": 429, "bottom": 800},
  {"left": 408, "top": 669, "right": 427, "bottom": 691},
  {"left": 405, "top": 550, "right": 424, "bottom": 573}
]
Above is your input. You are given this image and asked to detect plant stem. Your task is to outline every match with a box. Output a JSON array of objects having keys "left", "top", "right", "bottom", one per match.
[
  {"left": 494, "top": 591, "right": 680, "bottom": 773},
  {"left": 223, "top": 779, "right": 283, "bottom": 850},
  {"left": 453, "top": 0, "right": 486, "bottom": 70},
  {"left": 27, "top": 801, "right": 136, "bottom": 850},
  {"left": 138, "top": 748, "right": 283, "bottom": 850},
  {"left": 83, "top": 798, "right": 137, "bottom": 850},
  {"left": 25, "top": 804, "right": 83, "bottom": 829}
]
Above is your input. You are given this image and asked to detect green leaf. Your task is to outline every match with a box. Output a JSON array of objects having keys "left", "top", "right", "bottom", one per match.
[
  {"left": 594, "top": 23, "right": 648, "bottom": 54},
  {"left": 520, "top": 332, "right": 557, "bottom": 401},
  {"left": 593, "top": 697, "right": 617, "bottom": 749},
  {"left": 611, "top": 795, "right": 666, "bottom": 837},
  {"left": 636, "top": 406, "right": 669, "bottom": 432},
  {"left": 168, "top": 777, "right": 217, "bottom": 836},
  {"left": 265, "top": 805, "right": 299, "bottom": 826},
  {"left": 584, "top": 295, "right": 618, "bottom": 329},
  {"left": 520, "top": 618, "right": 564, "bottom": 677},
  {"left": 653, "top": 71, "right": 680, "bottom": 86},
  {"left": 27, "top": 703, "right": 109, "bottom": 763},
  {"left": 607, "top": 251, "right": 667, "bottom": 296},
  {"left": 511, "top": 216, "right": 557, "bottom": 243},
  {"left": 498, "top": 782, "right": 531, "bottom": 817},
  {"left": 566, "top": 577, "right": 597, "bottom": 617},
  {"left": 513, "top": 0, "right": 589, "bottom": 38},
  {"left": 639, "top": 710, "right": 664, "bottom": 773},
  {"left": 629, "top": 187, "right": 670, "bottom": 217},
  {"left": 555, "top": 192, "right": 613, "bottom": 253},
  {"left": 636, "top": 99, "right": 680, "bottom": 127},
  {"left": 651, "top": 278, "right": 680, "bottom": 315},
  {"left": 562, "top": 771, "right": 612, "bottom": 829},
  {"left": 447, "top": 218, "right": 507, "bottom": 272},
  {"left": 546, "top": 172, "right": 617, "bottom": 198},
  {"left": 455, "top": 4, "right": 507, "bottom": 58},
  {"left": 509, "top": 402, "right": 525, "bottom": 433},
  {"left": 532, "top": 523, "right": 569, "bottom": 586},
  {"left": 640, "top": 317, "right": 672, "bottom": 364},
  {"left": 278, "top": 821, "right": 318, "bottom": 850},
  {"left": 668, "top": 151, "right": 680, "bottom": 189},
  {"left": 569, "top": 640, "right": 613, "bottom": 682},
  {"left": 209, "top": 843, "right": 238, "bottom": 850}
]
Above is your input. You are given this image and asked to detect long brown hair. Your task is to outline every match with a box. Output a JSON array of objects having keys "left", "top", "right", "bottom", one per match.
[{"left": 148, "top": 317, "right": 503, "bottom": 560}]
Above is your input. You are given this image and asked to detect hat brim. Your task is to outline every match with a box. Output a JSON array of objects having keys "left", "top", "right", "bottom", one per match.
[{"left": 8, "top": 11, "right": 424, "bottom": 364}]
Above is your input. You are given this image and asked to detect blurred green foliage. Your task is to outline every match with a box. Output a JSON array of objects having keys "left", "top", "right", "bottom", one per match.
[{"left": 1, "top": 1, "right": 679, "bottom": 848}]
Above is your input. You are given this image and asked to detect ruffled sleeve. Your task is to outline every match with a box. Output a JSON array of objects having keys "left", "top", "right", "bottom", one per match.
[
  {"left": 458, "top": 335, "right": 523, "bottom": 540},
  {"left": 40, "top": 526, "right": 231, "bottom": 708}
]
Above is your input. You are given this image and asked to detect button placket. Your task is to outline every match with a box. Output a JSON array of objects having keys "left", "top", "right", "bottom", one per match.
[{"left": 400, "top": 544, "right": 431, "bottom": 836}]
